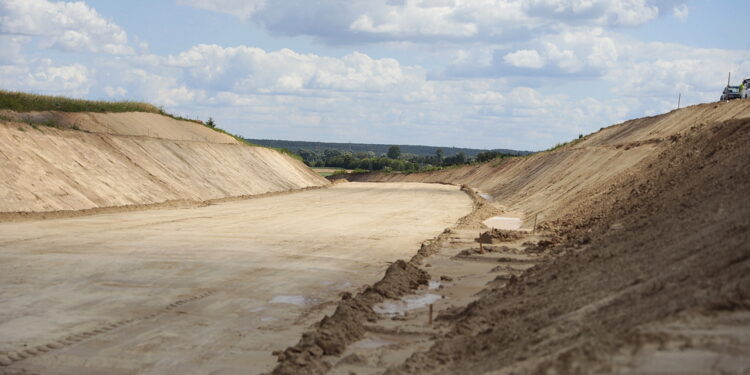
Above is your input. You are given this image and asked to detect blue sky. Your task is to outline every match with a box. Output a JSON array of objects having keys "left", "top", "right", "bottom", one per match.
[{"left": 1, "top": 0, "right": 749, "bottom": 151}]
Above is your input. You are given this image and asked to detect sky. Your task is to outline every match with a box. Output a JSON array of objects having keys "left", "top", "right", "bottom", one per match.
[{"left": 1, "top": 0, "right": 749, "bottom": 151}]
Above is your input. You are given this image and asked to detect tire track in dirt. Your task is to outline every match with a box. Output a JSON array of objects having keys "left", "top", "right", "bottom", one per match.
[{"left": 0, "top": 289, "right": 218, "bottom": 371}]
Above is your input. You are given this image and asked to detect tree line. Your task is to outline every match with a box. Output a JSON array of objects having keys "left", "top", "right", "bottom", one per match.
[{"left": 298, "top": 145, "right": 514, "bottom": 172}]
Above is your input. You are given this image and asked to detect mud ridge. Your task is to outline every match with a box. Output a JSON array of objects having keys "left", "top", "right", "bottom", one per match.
[{"left": 268, "top": 185, "right": 491, "bottom": 375}]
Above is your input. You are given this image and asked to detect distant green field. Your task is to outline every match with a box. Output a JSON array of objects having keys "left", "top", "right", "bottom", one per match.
[{"left": 311, "top": 167, "right": 350, "bottom": 177}]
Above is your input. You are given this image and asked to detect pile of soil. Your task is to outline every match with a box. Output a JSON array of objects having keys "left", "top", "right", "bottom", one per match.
[
  {"left": 386, "top": 117, "right": 750, "bottom": 373},
  {"left": 476, "top": 228, "right": 526, "bottom": 244},
  {"left": 271, "top": 260, "right": 430, "bottom": 375}
]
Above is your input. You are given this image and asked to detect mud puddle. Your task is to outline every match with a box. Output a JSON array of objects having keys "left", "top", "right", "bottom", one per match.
[
  {"left": 483, "top": 216, "right": 523, "bottom": 230},
  {"left": 269, "top": 295, "right": 318, "bottom": 306},
  {"left": 373, "top": 293, "right": 443, "bottom": 316}
]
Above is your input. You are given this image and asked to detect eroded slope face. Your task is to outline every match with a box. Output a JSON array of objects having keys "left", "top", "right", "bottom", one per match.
[
  {"left": 0, "top": 110, "right": 238, "bottom": 143},
  {"left": 386, "top": 117, "right": 750, "bottom": 375},
  {"left": 335, "top": 101, "right": 750, "bottom": 374},
  {"left": 347, "top": 99, "right": 750, "bottom": 226},
  {"left": 0, "top": 112, "right": 328, "bottom": 213}
]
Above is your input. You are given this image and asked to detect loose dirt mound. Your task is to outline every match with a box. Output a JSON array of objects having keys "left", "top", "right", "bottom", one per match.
[
  {"left": 0, "top": 112, "right": 328, "bottom": 213},
  {"left": 477, "top": 228, "right": 526, "bottom": 244}
]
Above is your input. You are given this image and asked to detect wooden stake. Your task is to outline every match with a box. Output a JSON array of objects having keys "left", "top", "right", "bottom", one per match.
[
  {"left": 533, "top": 214, "right": 538, "bottom": 234},
  {"left": 428, "top": 304, "right": 433, "bottom": 326},
  {"left": 479, "top": 232, "right": 484, "bottom": 254}
]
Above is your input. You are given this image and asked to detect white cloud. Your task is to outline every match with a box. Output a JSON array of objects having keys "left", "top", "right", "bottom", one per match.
[
  {"left": 522, "top": 0, "right": 660, "bottom": 26},
  {"left": 443, "top": 26, "right": 620, "bottom": 77},
  {"left": 672, "top": 4, "right": 688, "bottom": 21},
  {"left": 504, "top": 49, "right": 545, "bottom": 69},
  {"left": 0, "top": 0, "right": 132, "bottom": 54},
  {"left": 123, "top": 68, "right": 204, "bottom": 107},
  {"left": 0, "top": 62, "right": 91, "bottom": 95},
  {"left": 533, "top": 28, "right": 619, "bottom": 73},
  {"left": 178, "top": 0, "right": 685, "bottom": 44},
  {"left": 349, "top": 3, "right": 479, "bottom": 38},
  {"left": 606, "top": 41, "right": 749, "bottom": 101},
  {"left": 103, "top": 85, "right": 127, "bottom": 98},
  {"left": 176, "top": 0, "right": 266, "bottom": 20},
  {"left": 162, "top": 44, "right": 424, "bottom": 94},
  {"left": 0, "top": 35, "right": 26, "bottom": 64}
]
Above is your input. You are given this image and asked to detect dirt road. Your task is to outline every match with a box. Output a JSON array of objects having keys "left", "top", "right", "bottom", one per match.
[{"left": 0, "top": 182, "right": 471, "bottom": 375}]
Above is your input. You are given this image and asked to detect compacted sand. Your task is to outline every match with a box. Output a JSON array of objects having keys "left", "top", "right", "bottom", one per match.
[
  {"left": 0, "top": 182, "right": 471, "bottom": 375},
  {"left": 0, "top": 112, "right": 328, "bottom": 213}
]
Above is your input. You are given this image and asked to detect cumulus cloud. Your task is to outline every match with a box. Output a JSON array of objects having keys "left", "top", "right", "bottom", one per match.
[
  {"left": 0, "top": 61, "right": 91, "bottom": 95},
  {"left": 176, "top": 0, "right": 266, "bottom": 20},
  {"left": 538, "top": 28, "right": 619, "bottom": 73},
  {"left": 162, "top": 44, "right": 424, "bottom": 94},
  {"left": 103, "top": 85, "right": 127, "bottom": 98},
  {"left": 348, "top": 3, "right": 479, "bottom": 38},
  {"left": 672, "top": 4, "right": 688, "bottom": 21},
  {"left": 0, "top": 35, "right": 26, "bottom": 64},
  {"left": 0, "top": 0, "right": 132, "bottom": 54},
  {"left": 445, "top": 26, "right": 619, "bottom": 78},
  {"left": 178, "top": 0, "right": 686, "bottom": 44},
  {"left": 504, "top": 49, "right": 545, "bottom": 69},
  {"left": 603, "top": 40, "right": 750, "bottom": 103}
]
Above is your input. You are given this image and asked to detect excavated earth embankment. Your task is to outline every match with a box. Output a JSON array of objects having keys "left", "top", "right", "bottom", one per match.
[
  {"left": 384, "top": 115, "right": 750, "bottom": 375},
  {"left": 0, "top": 111, "right": 328, "bottom": 214},
  {"left": 343, "top": 100, "right": 750, "bottom": 227},
  {"left": 317, "top": 100, "right": 750, "bottom": 374}
]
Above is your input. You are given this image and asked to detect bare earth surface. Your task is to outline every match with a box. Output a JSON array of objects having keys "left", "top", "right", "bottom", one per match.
[
  {"left": 0, "top": 182, "right": 471, "bottom": 375},
  {"left": 0, "top": 112, "right": 327, "bottom": 213},
  {"left": 323, "top": 101, "right": 750, "bottom": 374}
]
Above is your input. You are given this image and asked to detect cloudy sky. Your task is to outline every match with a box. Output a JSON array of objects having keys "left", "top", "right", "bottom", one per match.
[{"left": 1, "top": 0, "right": 749, "bottom": 150}]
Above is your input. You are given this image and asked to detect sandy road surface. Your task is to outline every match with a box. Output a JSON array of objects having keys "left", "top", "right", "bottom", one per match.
[{"left": 0, "top": 182, "right": 471, "bottom": 375}]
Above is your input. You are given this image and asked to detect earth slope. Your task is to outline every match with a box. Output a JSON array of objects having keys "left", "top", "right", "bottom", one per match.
[
  {"left": 337, "top": 100, "right": 750, "bottom": 374},
  {"left": 0, "top": 111, "right": 328, "bottom": 213},
  {"left": 345, "top": 100, "right": 750, "bottom": 226}
]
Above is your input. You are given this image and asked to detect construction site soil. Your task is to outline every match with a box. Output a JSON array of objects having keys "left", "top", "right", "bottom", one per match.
[
  {"left": 328, "top": 100, "right": 750, "bottom": 374},
  {"left": 0, "top": 110, "right": 327, "bottom": 213},
  {"left": 0, "top": 183, "right": 472, "bottom": 375},
  {"left": 2, "top": 99, "right": 750, "bottom": 375}
]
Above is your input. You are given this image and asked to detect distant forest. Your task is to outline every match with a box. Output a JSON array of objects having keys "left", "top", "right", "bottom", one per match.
[
  {"left": 246, "top": 138, "right": 532, "bottom": 172},
  {"left": 246, "top": 138, "right": 529, "bottom": 158}
]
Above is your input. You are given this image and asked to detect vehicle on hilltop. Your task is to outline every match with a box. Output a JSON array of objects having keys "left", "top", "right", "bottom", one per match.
[{"left": 721, "top": 85, "right": 741, "bottom": 101}]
